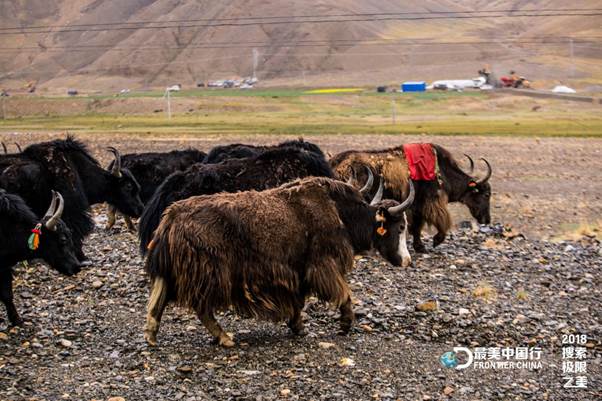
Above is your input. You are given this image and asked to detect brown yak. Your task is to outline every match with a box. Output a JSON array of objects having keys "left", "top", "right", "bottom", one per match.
[
  {"left": 143, "top": 175, "right": 414, "bottom": 347},
  {"left": 330, "top": 144, "right": 492, "bottom": 253}
]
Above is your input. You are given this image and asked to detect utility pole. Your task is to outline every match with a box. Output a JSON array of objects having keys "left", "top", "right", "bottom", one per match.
[
  {"left": 569, "top": 38, "right": 575, "bottom": 79},
  {"left": 391, "top": 91, "right": 396, "bottom": 125},
  {"left": 252, "top": 48, "right": 259, "bottom": 80},
  {"left": 164, "top": 88, "right": 172, "bottom": 119}
]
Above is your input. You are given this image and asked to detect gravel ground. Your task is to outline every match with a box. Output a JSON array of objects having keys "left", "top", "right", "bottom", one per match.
[{"left": 1, "top": 133, "right": 601, "bottom": 400}]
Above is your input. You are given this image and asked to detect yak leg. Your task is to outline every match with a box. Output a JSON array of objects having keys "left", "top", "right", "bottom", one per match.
[
  {"left": 144, "top": 277, "right": 169, "bottom": 346},
  {"left": 0, "top": 269, "right": 22, "bottom": 326},
  {"left": 432, "top": 206, "right": 452, "bottom": 248},
  {"left": 106, "top": 204, "right": 117, "bottom": 230},
  {"left": 124, "top": 216, "right": 137, "bottom": 232},
  {"left": 338, "top": 294, "right": 355, "bottom": 335},
  {"left": 410, "top": 209, "right": 427, "bottom": 253},
  {"left": 287, "top": 293, "right": 307, "bottom": 336},
  {"left": 199, "top": 311, "right": 234, "bottom": 348}
]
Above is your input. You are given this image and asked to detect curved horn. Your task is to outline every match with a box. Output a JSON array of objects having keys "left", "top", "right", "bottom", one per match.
[
  {"left": 464, "top": 154, "right": 475, "bottom": 174},
  {"left": 359, "top": 166, "right": 374, "bottom": 194},
  {"left": 45, "top": 191, "right": 64, "bottom": 231},
  {"left": 387, "top": 179, "right": 415, "bottom": 216},
  {"left": 14, "top": 142, "right": 22, "bottom": 152},
  {"left": 43, "top": 191, "right": 58, "bottom": 220},
  {"left": 477, "top": 158, "right": 492, "bottom": 184},
  {"left": 1, "top": 142, "right": 6, "bottom": 154},
  {"left": 107, "top": 147, "right": 122, "bottom": 177},
  {"left": 369, "top": 177, "right": 384, "bottom": 206}
]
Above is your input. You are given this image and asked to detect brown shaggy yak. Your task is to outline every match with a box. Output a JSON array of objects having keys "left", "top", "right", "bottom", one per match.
[
  {"left": 143, "top": 176, "right": 414, "bottom": 347},
  {"left": 330, "top": 144, "right": 492, "bottom": 253}
]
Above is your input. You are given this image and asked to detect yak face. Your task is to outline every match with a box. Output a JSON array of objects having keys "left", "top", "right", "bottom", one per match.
[
  {"left": 107, "top": 168, "right": 144, "bottom": 217},
  {"left": 371, "top": 200, "right": 411, "bottom": 267},
  {"left": 38, "top": 218, "right": 81, "bottom": 276},
  {"left": 461, "top": 180, "right": 491, "bottom": 225}
]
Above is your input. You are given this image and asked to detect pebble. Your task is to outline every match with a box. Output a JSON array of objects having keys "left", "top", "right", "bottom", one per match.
[
  {"left": 318, "top": 342, "right": 336, "bottom": 349},
  {"left": 92, "top": 280, "right": 103, "bottom": 289},
  {"left": 58, "top": 339, "right": 72, "bottom": 348},
  {"left": 0, "top": 332, "right": 8, "bottom": 341}
]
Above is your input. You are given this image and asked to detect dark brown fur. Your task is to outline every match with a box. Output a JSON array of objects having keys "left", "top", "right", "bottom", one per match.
[{"left": 143, "top": 177, "right": 409, "bottom": 346}]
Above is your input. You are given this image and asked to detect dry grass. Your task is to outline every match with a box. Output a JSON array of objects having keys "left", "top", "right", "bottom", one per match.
[
  {"left": 472, "top": 282, "right": 498, "bottom": 302},
  {"left": 553, "top": 220, "right": 602, "bottom": 241},
  {"left": 516, "top": 289, "right": 529, "bottom": 301}
]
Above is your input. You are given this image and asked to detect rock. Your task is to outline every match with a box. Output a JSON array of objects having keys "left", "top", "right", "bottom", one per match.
[
  {"left": 458, "top": 308, "right": 470, "bottom": 316},
  {"left": 92, "top": 280, "right": 103, "bottom": 289},
  {"left": 318, "top": 342, "right": 336, "bottom": 349},
  {"left": 443, "top": 386, "right": 454, "bottom": 395},
  {"left": 415, "top": 300, "right": 439, "bottom": 312},
  {"left": 280, "top": 389, "right": 291, "bottom": 397},
  {"left": 176, "top": 365, "right": 193, "bottom": 374},
  {"left": 108, "top": 398, "right": 126, "bottom": 401},
  {"left": 338, "top": 357, "right": 355, "bottom": 367},
  {"left": 0, "top": 332, "right": 8, "bottom": 341},
  {"left": 58, "top": 339, "right": 72, "bottom": 348}
]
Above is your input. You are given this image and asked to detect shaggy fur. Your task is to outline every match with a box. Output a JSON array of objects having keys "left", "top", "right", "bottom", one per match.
[
  {"left": 105, "top": 148, "right": 206, "bottom": 229},
  {"left": 143, "top": 177, "right": 409, "bottom": 346},
  {"left": 139, "top": 146, "right": 334, "bottom": 254},
  {"left": 1, "top": 136, "right": 143, "bottom": 260},
  {"left": 0, "top": 189, "right": 80, "bottom": 325},
  {"left": 203, "top": 138, "right": 325, "bottom": 164},
  {"left": 330, "top": 144, "right": 491, "bottom": 252}
]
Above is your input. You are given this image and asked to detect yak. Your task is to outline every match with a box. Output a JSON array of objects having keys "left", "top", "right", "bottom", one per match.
[
  {"left": 203, "top": 138, "right": 325, "bottom": 164},
  {"left": 330, "top": 144, "right": 492, "bottom": 253},
  {"left": 0, "top": 137, "right": 144, "bottom": 261},
  {"left": 0, "top": 190, "right": 80, "bottom": 325},
  {"left": 105, "top": 148, "right": 206, "bottom": 231},
  {"left": 143, "top": 176, "right": 415, "bottom": 347},
  {"left": 139, "top": 146, "right": 333, "bottom": 254}
]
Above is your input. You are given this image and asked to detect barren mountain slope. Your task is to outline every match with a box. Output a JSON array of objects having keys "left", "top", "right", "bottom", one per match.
[{"left": 0, "top": 0, "right": 600, "bottom": 92}]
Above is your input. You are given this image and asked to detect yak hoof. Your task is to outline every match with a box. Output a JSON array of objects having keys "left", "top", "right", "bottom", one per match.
[
  {"left": 402, "top": 257, "right": 412, "bottom": 268},
  {"left": 219, "top": 335, "right": 235, "bottom": 348},
  {"left": 144, "top": 331, "right": 158, "bottom": 347},
  {"left": 413, "top": 244, "right": 427, "bottom": 254},
  {"left": 291, "top": 326, "right": 307, "bottom": 337},
  {"left": 433, "top": 235, "right": 446, "bottom": 248}
]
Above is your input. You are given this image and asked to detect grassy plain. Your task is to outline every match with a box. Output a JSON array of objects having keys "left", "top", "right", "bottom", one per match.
[{"left": 1, "top": 89, "right": 600, "bottom": 137}]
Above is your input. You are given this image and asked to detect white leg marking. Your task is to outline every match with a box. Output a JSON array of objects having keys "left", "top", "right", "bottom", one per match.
[{"left": 398, "top": 212, "right": 411, "bottom": 267}]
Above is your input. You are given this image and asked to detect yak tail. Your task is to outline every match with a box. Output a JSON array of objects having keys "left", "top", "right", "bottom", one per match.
[
  {"left": 423, "top": 191, "right": 452, "bottom": 234},
  {"left": 139, "top": 170, "right": 188, "bottom": 255}
]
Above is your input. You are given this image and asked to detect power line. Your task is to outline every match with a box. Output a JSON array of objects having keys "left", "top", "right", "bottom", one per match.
[
  {"left": 1, "top": 11, "right": 601, "bottom": 35},
  {"left": 1, "top": 8, "right": 600, "bottom": 31},
  {"left": 0, "top": 38, "right": 599, "bottom": 53}
]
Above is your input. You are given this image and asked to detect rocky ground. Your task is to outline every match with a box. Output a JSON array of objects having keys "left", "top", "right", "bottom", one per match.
[
  {"left": 1, "top": 133, "right": 601, "bottom": 400},
  {"left": 0, "top": 213, "right": 600, "bottom": 401}
]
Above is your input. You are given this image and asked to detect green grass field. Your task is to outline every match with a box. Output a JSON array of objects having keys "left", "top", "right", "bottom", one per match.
[{"left": 1, "top": 89, "right": 600, "bottom": 137}]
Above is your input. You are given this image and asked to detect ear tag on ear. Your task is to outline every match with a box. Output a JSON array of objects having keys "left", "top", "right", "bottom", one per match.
[
  {"left": 376, "top": 221, "right": 387, "bottom": 236},
  {"left": 28, "top": 223, "right": 42, "bottom": 250},
  {"left": 468, "top": 181, "right": 477, "bottom": 188}
]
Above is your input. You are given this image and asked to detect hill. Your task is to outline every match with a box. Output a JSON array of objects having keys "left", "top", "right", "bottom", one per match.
[{"left": 0, "top": 0, "right": 600, "bottom": 93}]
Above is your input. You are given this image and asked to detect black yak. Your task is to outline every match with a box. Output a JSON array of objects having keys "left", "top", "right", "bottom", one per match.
[
  {"left": 203, "top": 138, "right": 325, "bottom": 164},
  {"left": 105, "top": 148, "right": 206, "bottom": 231},
  {"left": 139, "top": 146, "right": 333, "bottom": 254},
  {"left": 0, "top": 137, "right": 144, "bottom": 261},
  {"left": 0, "top": 190, "right": 80, "bottom": 325},
  {"left": 143, "top": 176, "right": 415, "bottom": 347},
  {"left": 330, "top": 144, "right": 492, "bottom": 253}
]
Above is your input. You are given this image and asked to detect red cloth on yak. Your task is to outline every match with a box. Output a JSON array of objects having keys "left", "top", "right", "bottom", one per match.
[{"left": 403, "top": 143, "right": 436, "bottom": 181}]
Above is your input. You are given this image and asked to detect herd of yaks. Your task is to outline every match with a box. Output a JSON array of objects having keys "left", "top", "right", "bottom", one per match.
[{"left": 0, "top": 137, "right": 492, "bottom": 347}]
